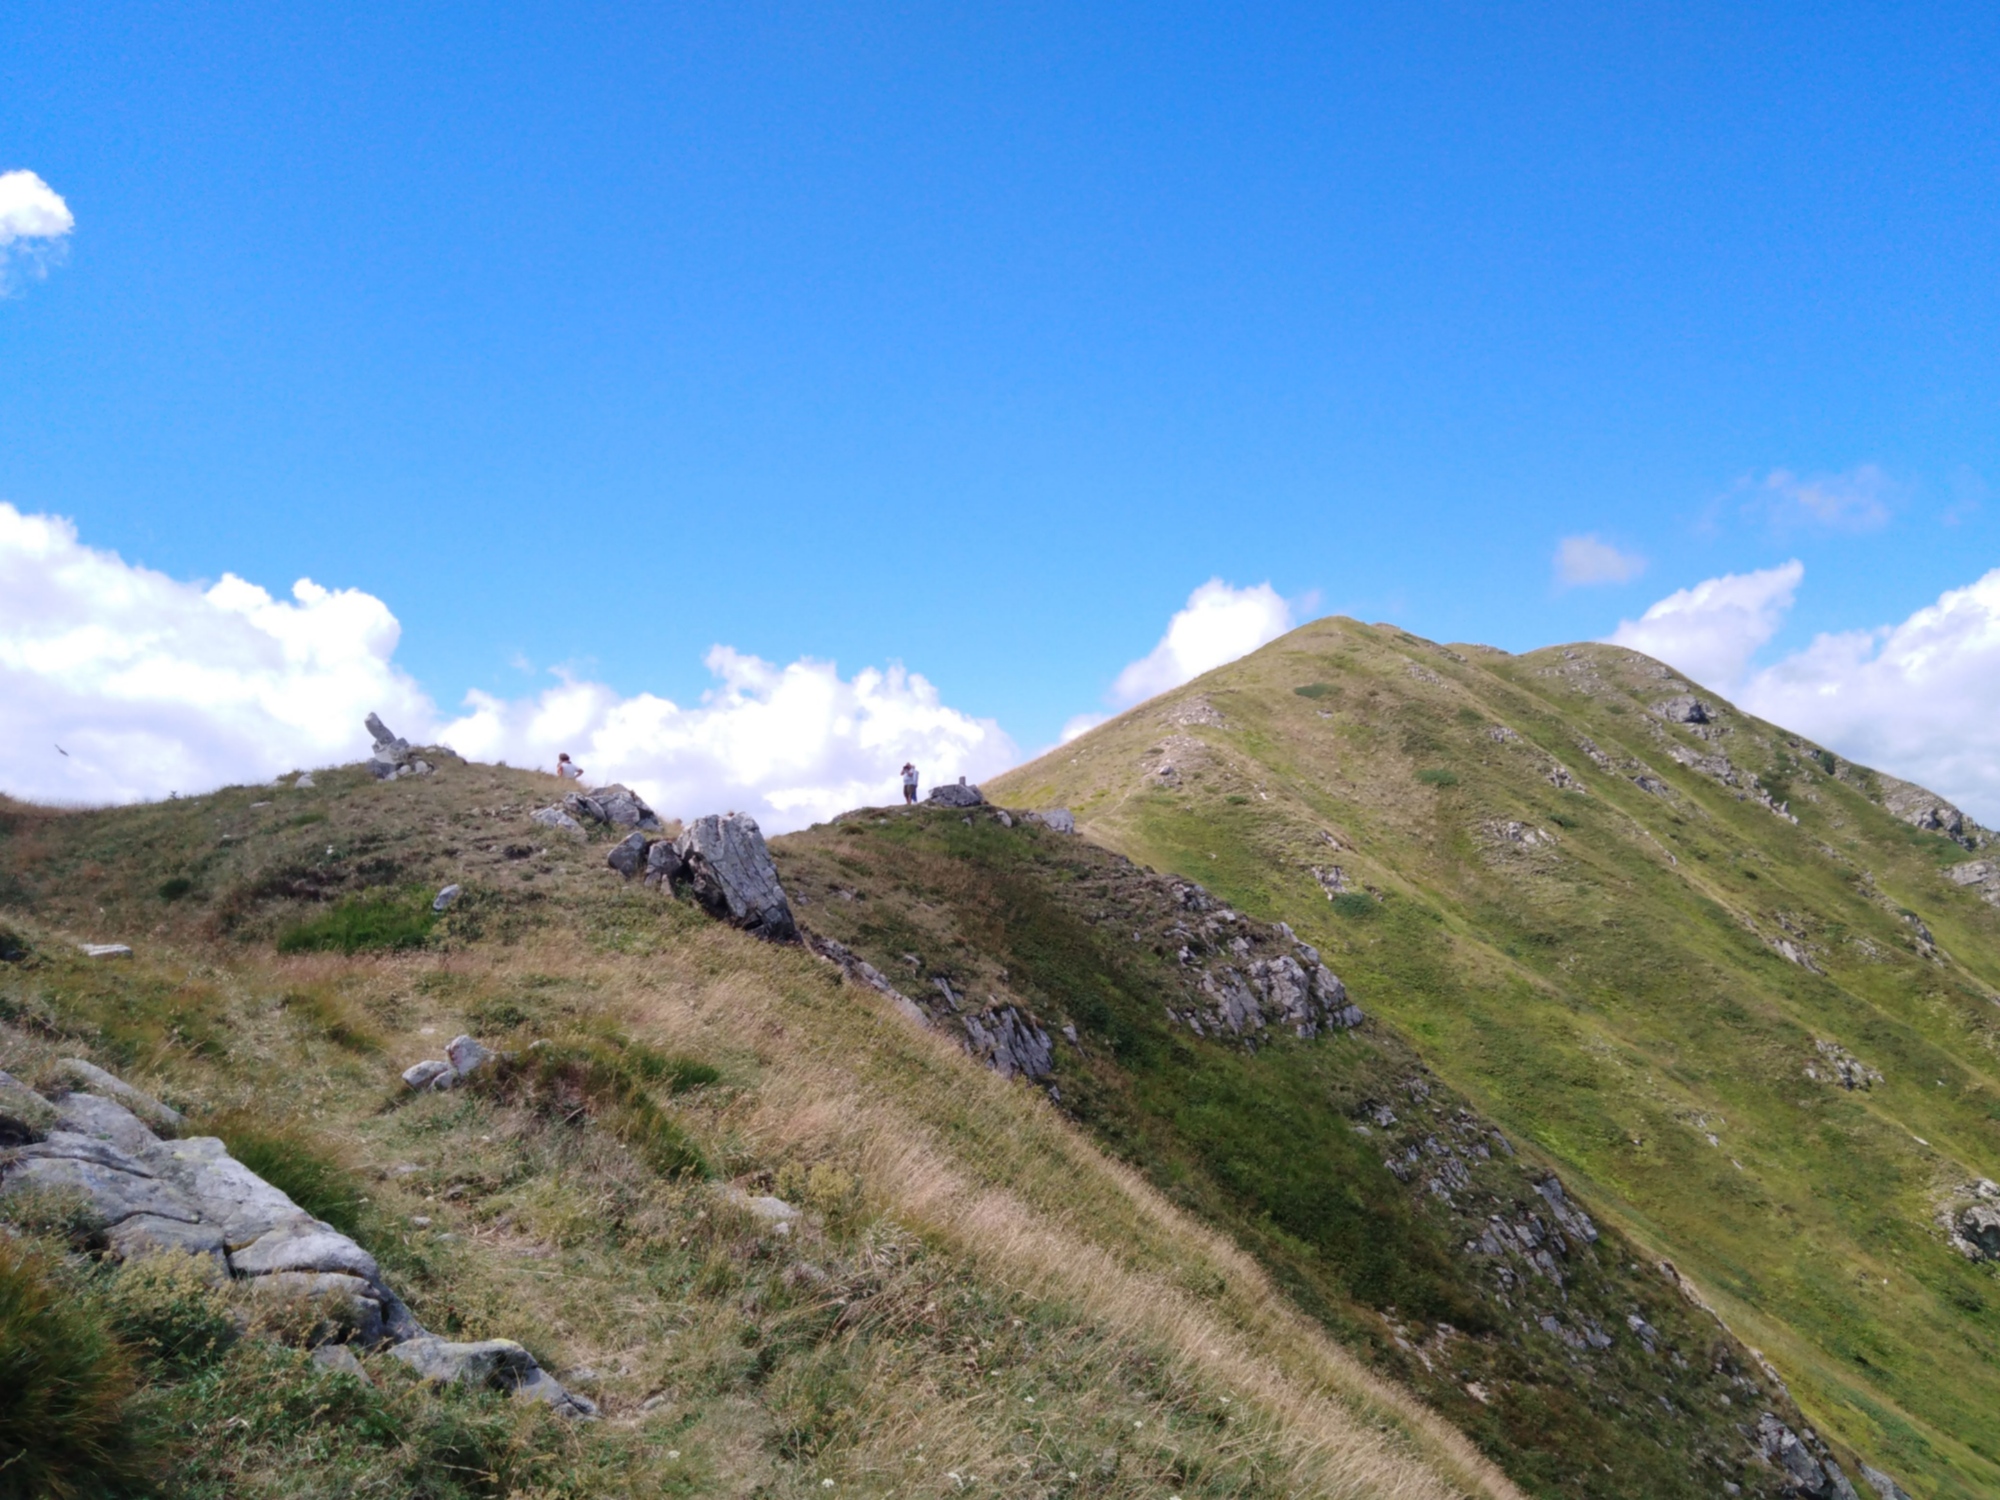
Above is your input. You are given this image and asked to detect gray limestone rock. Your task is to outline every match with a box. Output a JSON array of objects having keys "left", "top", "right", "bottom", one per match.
[
  {"left": 1754, "top": 1413, "right": 1851, "bottom": 1498},
  {"left": 962, "top": 1006, "right": 1056, "bottom": 1080},
  {"left": 432, "top": 883, "right": 462, "bottom": 912},
  {"left": 402, "top": 1059, "right": 453, "bottom": 1091},
  {"left": 1948, "top": 859, "right": 2000, "bottom": 906},
  {"left": 445, "top": 1035, "right": 494, "bottom": 1079},
  {"left": 1959, "top": 1203, "right": 2000, "bottom": 1260},
  {"left": 388, "top": 1335, "right": 598, "bottom": 1418},
  {"left": 581, "top": 783, "right": 660, "bottom": 830},
  {"left": 643, "top": 837, "right": 683, "bottom": 889},
  {"left": 79, "top": 943, "right": 133, "bottom": 959},
  {"left": 232, "top": 1220, "right": 382, "bottom": 1281},
  {"left": 927, "top": 779, "right": 985, "bottom": 808},
  {"left": 606, "top": 831, "right": 650, "bottom": 878},
  {"left": 310, "top": 1342, "right": 372, "bottom": 1381},
  {"left": 145, "top": 1135, "right": 315, "bottom": 1248},
  {"left": 5, "top": 1135, "right": 206, "bottom": 1228},
  {"left": 530, "top": 805, "right": 585, "bottom": 836},
  {"left": 1653, "top": 695, "right": 1719, "bottom": 725},
  {"left": 675, "top": 813, "right": 798, "bottom": 941},
  {"left": 54, "top": 1092, "right": 158, "bottom": 1155},
  {"left": 1860, "top": 1463, "right": 1913, "bottom": 1500},
  {"left": 107, "top": 1213, "right": 228, "bottom": 1265},
  {"left": 53, "top": 1058, "right": 183, "bottom": 1131},
  {"left": 294, "top": 771, "right": 316, "bottom": 789},
  {"left": 1033, "top": 808, "right": 1076, "bottom": 834},
  {"left": 365, "top": 713, "right": 415, "bottom": 779}
]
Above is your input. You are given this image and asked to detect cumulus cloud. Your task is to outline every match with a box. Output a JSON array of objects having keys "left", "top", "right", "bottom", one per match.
[
  {"left": 0, "top": 503, "right": 432, "bottom": 804},
  {"left": 0, "top": 170, "right": 75, "bottom": 290},
  {"left": 1738, "top": 569, "right": 2000, "bottom": 823},
  {"left": 1553, "top": 534, "right": 1647, "bottom": 588},
  {"left": 439, "top": 650, "right": 1014, "bottom": 831},
  {"left": 1606, "top": 558, "right": 2000, "bottom": 823},
  {"left": 1109, "top": 579, "right": 1295, "bottom": 708},
  {"left": 1607, "top": 560, "right": 1803, "bottom": 690},
  {"left": 0, "top": 503, "right": 1014, "bottom": 830}
]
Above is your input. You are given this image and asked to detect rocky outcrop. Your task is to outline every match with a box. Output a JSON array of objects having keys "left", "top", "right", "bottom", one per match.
[
  {"left": 606, "top": 832, "right": 649, "bottom": 877},
  {"left": 1879, "top": 774, "right": 1990, "bottom": 849},
  {"left": 1948, "top": 859, "right": 2000, "bottom": 906},
  {"left": 676, "top": 813, "right": 798, "bottom": 941},
  {"left": 1653, "top": 695, "right": 1719, "bottom": 725},
  {"left": 1959, "top": 1204, "right": 2000, "bottom": 1260},
  {"left": 1807, "top": 1040, "right": 1880, "bottom": 1091},
  {"left": 565, "top": 784, "right": 661, "bottom": 831},
  {"left": 0, "top": 1058, "right": 595, "bottom": 1416},
  {"left": 1028, "top": 808, "right": 1076, "bottom": 834},
  {"left": 962, "top": 1006, "right": 1055, "bottom": 1080},
  {"left": 1173, "top": 951, "right": 1361, "bottom": 1041},
  {"left": 1754, "top": 1413, "right": 1860, "bottom": 1499},
  {"left": 927, "top": 779, "right": 985, "bottom": 808},
  {"left": 365, "top": 713, "right": 434, "bottom": 781}
]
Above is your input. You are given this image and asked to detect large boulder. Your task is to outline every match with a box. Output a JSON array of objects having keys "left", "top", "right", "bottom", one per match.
[
  {"left": 606, "top": 832, "right": 650, "bottom": 878},
  {"left": 674, "top": 814, "right": 798, "bottom": 942},
  {"left": 1960, "top": 1204, "right": 2000, "bottom": 1260},
  {"left": 643, "top": 838, "right": 684, "bottom": 890},
  {"left": 927, "top": 779, "right": 985, "bottom": 808}
]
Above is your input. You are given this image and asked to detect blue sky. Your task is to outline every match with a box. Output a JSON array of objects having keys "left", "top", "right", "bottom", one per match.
[{"left": 5, "top": 2, "right": 2000, "bottom": 822}]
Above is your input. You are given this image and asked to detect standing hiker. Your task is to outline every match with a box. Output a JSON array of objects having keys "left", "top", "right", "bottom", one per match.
[{"left": 901, "top": 763, "right": 919, "bottom": 804}]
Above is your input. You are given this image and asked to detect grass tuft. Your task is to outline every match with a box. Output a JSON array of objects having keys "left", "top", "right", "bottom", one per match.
[{"left": 276, "top": 890, "right": 436, "bottom": 955}]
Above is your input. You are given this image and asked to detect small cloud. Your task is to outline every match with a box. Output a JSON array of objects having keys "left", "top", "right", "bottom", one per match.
[
  {"left": 1606, "top": 560, "right": 1804, "bottom": 690},
  {"left": 1744, "top": 465, "right": 1898, "bottom": 534},
  {"left": 1059, "top": 711, "right": 1110, "bottom": 744},
  {"left": 1553, "top": 534, "right": 1647, "bottom": 588},
  {"left": 1109, "top": 579, "right": 1295, "bottom": 708},
  {"left": 0, "top": 170, "right": 75, "bottom": 291}
]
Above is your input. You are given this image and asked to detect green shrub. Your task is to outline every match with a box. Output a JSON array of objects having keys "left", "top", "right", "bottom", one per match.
[
  {"left": 1293, "top": 683, "right": 1334, "bottom": 699},
  {"left": 0, "top": 1238, "right": 150, "bottom": 1499},
  {"left": 1225, "top": 795, "right": 1251, "bottom": 806},
  {"left": 1416, "top": 768, "right": 1459, "bottom": 787},
  {"left": 155, "top": 877, "right": 193, "bottom": 902},
  {"left": 277, "top": 891, "right": 436, "bottom": 955},
  {"left": 98, "top": 1255, "right": 234, "bottom": 1378},
  {"left": 1331, "top": 892, "right": 1379, "bottom": 919}
]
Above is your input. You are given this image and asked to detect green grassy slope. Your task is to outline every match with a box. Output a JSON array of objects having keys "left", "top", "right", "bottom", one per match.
[
  {"left": 777, "top": 809, "right": 1830, "bottom": 1500},
  {"left": 0, "top": 760, "right": 1511, "bottom": 1500},
  {"left": 988, "top": 618, "right": 2000, "bottom": 1500}
]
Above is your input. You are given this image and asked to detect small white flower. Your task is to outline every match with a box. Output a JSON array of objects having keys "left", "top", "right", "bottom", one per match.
[
  {"left": 1133, "top": 1419, "right": 1144, "bottom": 1428},
  {"left": 667, "top": 1450, "right": 680, "bottom": 1459},
  {"left": 1024, "top": 1395, "right": 1034, "bottom": 1404},
  {"left": 822, "top": 1481, "right": 835, "bottom": 1490}
]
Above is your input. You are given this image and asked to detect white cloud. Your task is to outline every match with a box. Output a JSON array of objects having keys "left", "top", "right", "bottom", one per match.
[
  {"left": 0, "top": 170, "right": 74, "bottom": 290},
  {"left": 1738, "top": 569, "right": 2000, "bottom": 824},
  {"left": 1746, "top": 465, "right": 1898, "bottom": 533},
  {"left": 438, "top": 649, "right": 1015, "bottom": 831},
  {"left": 1554, "top": 534, "right": 1646, "bottom": 588},
  {"left": 1606, "top": 557, "right": 2000, "bottom": 824},
  {"left": 1109, "top": 579, "right": 1294, "bottom": 708},
  {"left": 1606, "top": 560, "right": 1803, "bottom": 690},
  {"left": 0, "top": 503, "right": 1012, "bottom": 830},
  {"left": 0, "top": 503, "right": 432, "bottom": 803}
]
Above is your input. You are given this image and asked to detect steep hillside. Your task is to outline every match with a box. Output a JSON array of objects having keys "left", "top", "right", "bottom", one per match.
[
  {"left": 0, "top": 761, "right": 1510, "bottom": 1500},
  {"left": 989, "top": 617, "right": 2000, "bottom": 1500},
  {"left": 776, "top": 809, "right": 1853, "bottom": 1500}
]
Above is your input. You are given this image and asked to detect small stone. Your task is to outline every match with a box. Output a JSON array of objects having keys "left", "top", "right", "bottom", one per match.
[
  {"left": 294, "top": 772, "right": 316, "bottom": 788},
  {"left": 310, "top": 1342, "right": 372, "bottom": 1382},
  {"left": 79, "top": 944, "right": 133, "bottom": 960},
  {"left": 402, "top": 1060, "right": 453, "bottom": 1091},
  {"left": 432, "top": 884, "right": 462, "bottom": 912},
  {"left": 530, "top": 806, "right": 585, "bottom": 836},
  {"left": 444, "top": 1036, "right": 494, "bottom": 1079}
]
